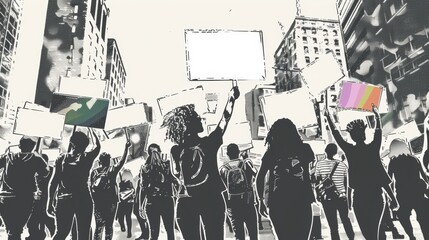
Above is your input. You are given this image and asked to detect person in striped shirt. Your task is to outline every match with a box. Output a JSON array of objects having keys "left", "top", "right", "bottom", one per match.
[{"left": 316, "top": 143, "right": 355, "bottom": 240}]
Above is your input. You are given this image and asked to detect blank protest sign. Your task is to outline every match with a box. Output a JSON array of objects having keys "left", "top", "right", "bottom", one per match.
[
  {"left": 105, "top": 104, "right": 148, "bottom": 131},
  {"left": 59, "top": 76, "right": 107, "bottom": 99},
  {"left": 383, "top": 120, "right": 421, "bottom": 152},
  {"left": 101, "top": 137, "right": 127, "bottom": 158},
  {"left": 14, "top": 108, "right": 65, "bottom": 139},
  {"left": 185, "top": 30, "right": 266, "bottom": 81},
  {"left": 301, "top": 53, "right": 344, "bottom": 97},
  {"left": 259, "top": 88, "right": 317, "bottom": 129},
  {"left": 157, "top": 87, "right": 207, "bottom": 116}
]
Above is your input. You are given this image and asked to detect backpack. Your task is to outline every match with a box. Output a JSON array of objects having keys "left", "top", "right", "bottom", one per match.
[
  {"left": 223, "top": 160, "right": 252, "bottom": 200},
  {"left": 91, "top": 167, "right": 113, "bottom": 193},
  {"left": 272, "top": 155, "right": 305, "bottom": 192}
]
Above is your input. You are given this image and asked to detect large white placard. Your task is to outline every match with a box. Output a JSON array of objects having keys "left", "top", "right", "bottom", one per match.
[
  {"left": 260, "top": 88, "right": 317, "bottom": 129},
  {"left": 303, "top": 140, "right": 326, "bottom": 155},
  {"left": 185, "top": 30, "right": 266, "bottom": 81},
  {"left": 105, "top": 103, "right": 148, "bottom": 131},
  {"left": 58, "top": 76, "right": 107, "bottom": 98},
  {"left": 383, "top": 120, "right": 421, "bottom": 152},
  {"left": 101, "top": 136, "right": 127, "bottom": 158},
  {"left": 300, "top": 52, "right": 345, "bottom": 97},
  {"left": 14, "top": 108, "right": 65, "bottom": 139},
  {"left": 157, "top": 86, "right": 207, "bottom": 116}
]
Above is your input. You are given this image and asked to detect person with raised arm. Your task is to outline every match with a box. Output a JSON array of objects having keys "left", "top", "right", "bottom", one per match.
[
  {"left": 325, "top": 105, "right": 398, "bottom": 240},
  {"left": 47, "top": 129, "right": 101, "bottom": 240},
  {"left": 161, "top": 86, "right": 239, "bottom": 240},
  {"left": 91, "top": 140, "right": 131, "bottom": 240}
]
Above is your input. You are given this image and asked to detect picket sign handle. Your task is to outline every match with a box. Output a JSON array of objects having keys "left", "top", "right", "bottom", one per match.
[
  {"left": 67, "top": 125, "right": 77, "bottom": 152},
  {"left": 35, "top": 137, "right": 42, "bottom": 154},
  {"left": 124, "top": 127, "right": 129, "bottom": 141}
]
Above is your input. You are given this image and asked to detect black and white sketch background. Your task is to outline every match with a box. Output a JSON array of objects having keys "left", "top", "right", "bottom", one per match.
[{"left": 0, "top": 0, "right": 428, "bottom": 239}]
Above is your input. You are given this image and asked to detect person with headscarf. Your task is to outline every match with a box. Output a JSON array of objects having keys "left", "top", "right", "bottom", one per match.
[
  {"left": 256, "top": 118, "right": 315, "bottom": 239},
  {"left": 325, "top": 105, "right": 398, "bottom": 240},
  {"left": 161, "top": 86, "right": 239, "bottom": 240},
  {"left": 47, "top": 130, "right": 101, "bottom": 240},
  {"left": 90, "top": 141, "right": 131, "bottom": 240}
]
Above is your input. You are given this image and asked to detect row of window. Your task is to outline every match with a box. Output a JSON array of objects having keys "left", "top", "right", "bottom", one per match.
[
  {"left": 302, "top": 27, "right": 338, "bottom": 36},
  {"left": 303, "top": 37, "right": 340, "bottom": 46},
  {"left": 304, "top": 46, "right": 342, "bottom": 56}
]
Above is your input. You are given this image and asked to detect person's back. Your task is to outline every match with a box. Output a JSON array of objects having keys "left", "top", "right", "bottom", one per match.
[
  {"left": 315, "top": 158, "right": 347, "bottom": 195},
  {"left": 389, "top": 154, "right": 425, "bottom": 196}
]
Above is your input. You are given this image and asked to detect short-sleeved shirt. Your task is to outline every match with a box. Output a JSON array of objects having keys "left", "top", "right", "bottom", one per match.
[
  {"left": 262, "top": 143, "right": 315, "bottom": 207},
  {"left": 335, "top": 129, "right": 391, "bottom": 191},
  {"left": 171, "top": 127, "right": 224, "bottom": 197},
  {"left": 56, "top": 152, "right": 97, "bottom": 199},
  {"left": 315, "top": 159, "right": 348, "bottom": 194},
  {"left": 389, "top": 154, "right": 426, "bottom": 196},
  {"left": 0, "top": 152, "right": 49, "bottom": 197},
  {"left": 140, "top": 161, "right": 175, "bottom": 198},
  {"left": 91, "top": 164, "right": 123, "bottom": 203},
  {"left": 219, "top": 158, "right": 256, "bottom": 205}
]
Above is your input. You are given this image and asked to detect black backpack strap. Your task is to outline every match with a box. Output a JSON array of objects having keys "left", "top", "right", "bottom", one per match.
[{"left": 328, "top": 162, "right": 340, "bottom": 179}]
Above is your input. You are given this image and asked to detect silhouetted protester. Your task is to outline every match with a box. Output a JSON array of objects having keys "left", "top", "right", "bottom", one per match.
[
  {"left": 315, "top": 143, "right": 354, "bottom": 240},
  {"left": 219, "top": 144, "right": 258, "bottom": 240},
  {"left": 117, "top": 169, "right": 135, "bottom": 238},
  {"left": 325, "top": 105, "right": 398, "bottom": 240},
  {"left": 0, "top": 137, "right": 50, "bottom": 240},
  {"left": 90, "top": 141, "right": 131, "bottom": 240},
  {"left": 256, "top": 118, "right": 315, "bottom": 239},
  {"left": 26, "top": 153, "right": 56, "bottom": 240},
  {"left": 139, "top": 144, "right": 177, "bottom": 240},
  {"left": 162, "top": 86, "right": 239, "bottom": 240},
  {"left": 47, "top": 130, "right": 101, "bottom": 240},
  {"left": 134, "top": 159, "right": 150, "bottom": 240},
  {"left": 388, "top": 139, "right": 429, "bottom": 240}
]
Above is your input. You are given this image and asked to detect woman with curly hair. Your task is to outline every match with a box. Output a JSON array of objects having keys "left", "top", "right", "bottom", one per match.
[
  {"left": 256, "top": 118, "right": 315, "bottom": 239},
  {"left": 161, "top": 86, "right": 239, "bottom": 240},
  {"left": 325, "top": 105, "right": 398, "bottom": 240}
]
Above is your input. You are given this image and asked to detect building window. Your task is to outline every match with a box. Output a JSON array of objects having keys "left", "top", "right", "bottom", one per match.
[
  {"left": 333, "top": 30, "right": 338, "bottom": 36},
  {"left": 334, "top": 39, "right": 339, "bottom": 46},
  {"left": 74, "top": 5, "right": 79, "bottom": 13},
  {"left": 323, "top": 29, "right": 328, "bottom": 36},
  {"left": 305, "top": 56, "right": 310, "bottom": 64},
  {"left": 325, "top": 48, "right": 330, "bottom": 53},
  {"left": 313, "top": 38, "right": 317, "bottom": 44},
  {"left": 303, "top": 36, "right": 307, "bottom": 44},
  {"left": 90, "top": 0, "right": 97, "bottom": 18},
  {"left": 314, "top": 47, "right": 319, "bottom": 54},
  {"left": 338, "top": 60, "right": 342, "bottom": 66},
  {"left": 304, "top": 46, "right": 309, "bottom": 53},
  {"left": 324, "top": 39, "right": 329, "bottom": 45},
  {"left": 302, "top": 28, "right": 307, "bottom": 35},
  {"left": 335, "top": 49, "right": 341, "bottom": 55},
  {"left": 311, "top": 28, "right": 316, "bottom": 34}
]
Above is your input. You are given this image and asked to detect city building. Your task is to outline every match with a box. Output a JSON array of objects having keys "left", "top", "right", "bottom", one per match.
[
  {"left": 105, "top": 38, "right": 126, "bottom": 107},
  {"left": 35, "top": 0, "right": 109, "bottom": 107},
  {"left": 0, "top": 0, "right": 23, "bottom": 121},
  {"left": 338, "top": 0, "right": 429, "bottom": 129},
  {"left": 244, "top": 84, "right": 276, "bottom": 140},
  {"left": 274, "top": 16, "right": 348, "bottom": 95}
]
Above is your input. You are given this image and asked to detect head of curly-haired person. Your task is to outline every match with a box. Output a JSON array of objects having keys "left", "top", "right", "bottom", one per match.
[
  {"left": 161, "top": 104, "right": 204, "bottom": 145},
  {"left": 265, "top": 118, "right": 302, "bottom": 151},
  {"left": 99, "top": 152, "right": 111, "bottom": 167},
  {"left": 69, "top": 131, "right": 90, "bottom": 154},
  {"left": 346, "top": 119, "right": 367, "bottom": 143}
]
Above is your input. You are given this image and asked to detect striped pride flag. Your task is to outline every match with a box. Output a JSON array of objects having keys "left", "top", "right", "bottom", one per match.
[{"left": 338, "top": 82, "right": 383, "bottom": 111}]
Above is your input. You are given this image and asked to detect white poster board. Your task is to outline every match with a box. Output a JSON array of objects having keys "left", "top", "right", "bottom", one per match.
[
  {"left": 23, "top": 102, "right": 49, "bottom": 112},
  {"left": 58, "top": 76, "right": 107, "bottom": 99},
  {"left": 185, "top": 30, "right": 266, "bottom": 81},
  {"left": 336, "top": 110, "right": 373, "bottom": 130},
  {"left": 14, "top": 108, "right": 65, "bottom": 139},
  {"left": 383, "top": 120, "right": 421, "bottom": 152},
  {"left": 101, "top": 136, "right": 127, "bottom": 158},
  {"left": 216, "top": 122, "right": 253, "bottom": 155},
  {"left": 303, "top": 140, "right": 326, "bottom": 155},
  {"left": 300, "top": 52, "right": 344, "bottom": 97},
  {"left": 260, "top": 88, "right": 317, "bottom": 129},
  {"left": 157, "top": 86, "right": 207, "bottom": 116},
  {"left": 105, "top": 104, "right": 148, "bottom": 131}
]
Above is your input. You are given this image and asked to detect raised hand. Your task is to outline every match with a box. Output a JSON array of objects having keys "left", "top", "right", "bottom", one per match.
[{"left": 229, "top": 86, "right": 240, "bottom": 101}]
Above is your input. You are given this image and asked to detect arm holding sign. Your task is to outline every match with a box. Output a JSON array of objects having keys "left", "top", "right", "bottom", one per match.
[
  {"left": 371, "top": 104, "right": 382, "bottom": 149},
  {"left": 325, "top": 110, "right": 349, "bottom": 150},
  {"left": 113, "top": 141, "right": 132, "bottom": 175},
  {"left": 216, "top": 86, "right": 240, "bottom": 135},
  {"left": 86, "top": 128, "right": 101, "bottom": 162}
]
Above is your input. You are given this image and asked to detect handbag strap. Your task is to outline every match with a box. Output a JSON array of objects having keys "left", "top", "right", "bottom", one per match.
[{"left": 328, "top": 162, "right": 340, "bottom": 179}]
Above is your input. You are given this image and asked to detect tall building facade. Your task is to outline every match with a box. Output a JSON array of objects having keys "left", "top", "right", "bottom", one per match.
[
  {"left": 35, "top": 0, "right": 109, "bottom": 107},
  {"left": 338, "top": 0, "right": 429, "bottom": 130},
  {"left": 274, "top": 16, "right": 347, "bottom": 103},
  {"left": 0, "top": 0, "right": 23, "bottom": 119},
  {"left": 105, "top": 38, "right": 126, "bottom": 107}
]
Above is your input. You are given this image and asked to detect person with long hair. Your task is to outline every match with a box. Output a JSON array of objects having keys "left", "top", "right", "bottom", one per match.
[
  {"left": 47, "top": 130, "right": 101, "bottom": 240},
  {"left": 139, "top": 143, "right": 177, "bottom": 240},
  {"left": 325, "top": 105, "right": 399, "bottom": 240},
  {"left": 134, "top": 157, "right": 150, "bottom": 240},
  {"left": 117, "top": 169, "right": 135, "bottom": 238},
  {"left": 90, "top": 141, "right": 131, "bottom": 240},
  {"left": 256, "top": 118, "right": 315, "bottom": 239},
  {"left": 162, "top": 86, "right": 239, "bottom": 240}
]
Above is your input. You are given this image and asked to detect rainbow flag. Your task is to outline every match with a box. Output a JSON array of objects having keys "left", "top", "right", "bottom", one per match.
[{"left": 338, "top": 82, "right": 383, "bottom": 111}]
